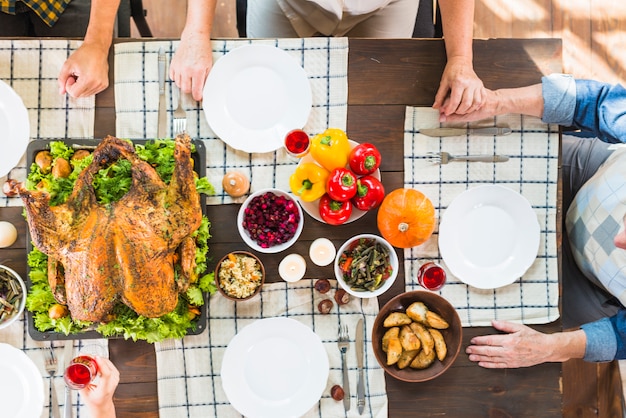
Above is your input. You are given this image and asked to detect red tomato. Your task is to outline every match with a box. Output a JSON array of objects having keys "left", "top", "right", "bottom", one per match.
[
  {"left": 319, "top": 194, "right": 353, "bottom": 225},
  {"left": 349, "top": 143, "right": 382, "bottom": 175},
  {"left": 352, "top": 175, "right": 385, "bottom": 211},
  {"left": 326, "top": 167, "right": 357, "bottom": 202}
]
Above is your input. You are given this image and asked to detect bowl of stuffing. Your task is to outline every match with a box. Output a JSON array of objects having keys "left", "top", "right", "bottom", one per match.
[
  {"left": 215, "top": 251, "right": 265, "bottom": 301},
  {"left": 0, "top": 265, "right": 26, "bottom": 331},
  {"left": 237, "top": 188, "right": 304, "bottom": 253}
]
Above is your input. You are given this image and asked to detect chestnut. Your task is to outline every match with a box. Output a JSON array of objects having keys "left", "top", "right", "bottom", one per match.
[
  {"left": 2, "top": 179, "right": 20, "bottom": 197},
  {"left": 317, "top": 299, "right": 333, "bottom": 314},
  {"left": 334, "top": 289, "right": 350, "bottom": 305},
  {"left": 314, "top": 278, "right": 331, "bottom": 294},
  {"left": 330, "top": 384, "right": 345, "bottom": 401}
]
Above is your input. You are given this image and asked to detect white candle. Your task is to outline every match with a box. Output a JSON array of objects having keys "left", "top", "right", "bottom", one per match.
[
  {"left": 0, "top": 221, "right": 17, "bottom": 248},
  {"left": 279, "top": 254, "right": 307, "bottom": 282},
  {"left": 309, "top": 238, "right": 336, "bottom": 266}
]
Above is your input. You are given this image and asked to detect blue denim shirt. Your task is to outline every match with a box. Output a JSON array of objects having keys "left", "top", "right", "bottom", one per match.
[{"left": 542, "top": 74, "right": 626, "bottom": 361}]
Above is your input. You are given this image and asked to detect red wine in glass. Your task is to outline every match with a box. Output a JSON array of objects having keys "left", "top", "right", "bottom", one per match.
[
  {"left": 417, "top": 262, "right": 446, "bottom": 290},
  {"left": 284, "top": 129, "right": 310, "bottom": 157},
  {"left": 64, "top": 355, "right": 98, "bottom": 390}
]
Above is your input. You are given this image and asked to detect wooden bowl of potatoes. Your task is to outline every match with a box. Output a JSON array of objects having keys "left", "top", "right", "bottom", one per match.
[{"left": 372, "top": 290, "right": 462, "bottom": 382}]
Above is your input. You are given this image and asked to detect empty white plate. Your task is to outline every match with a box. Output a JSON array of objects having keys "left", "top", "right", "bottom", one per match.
[
  {"left": 0, "top": 80, "right": 29, "bottom": 177},
  {"left": 0, "top": 343, "right": 44, "bottom": 418}
]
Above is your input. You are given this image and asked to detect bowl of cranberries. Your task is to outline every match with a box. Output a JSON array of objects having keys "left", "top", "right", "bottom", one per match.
[{"left": 237, "top": 188, "right": 304, "bottom": 253}]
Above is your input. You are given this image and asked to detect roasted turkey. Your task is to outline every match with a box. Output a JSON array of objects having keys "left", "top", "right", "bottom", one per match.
[{"left": 20, "top": 134, "right": 202, "bottom": 322}]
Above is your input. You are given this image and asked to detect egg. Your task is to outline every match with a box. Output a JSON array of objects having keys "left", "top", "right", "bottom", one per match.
[{"left": 0, "top": 221, "right": 18, "bottom": 248}]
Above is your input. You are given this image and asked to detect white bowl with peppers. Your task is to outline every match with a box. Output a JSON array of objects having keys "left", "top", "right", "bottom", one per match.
[
  {"left": 290, "top": 128, "right": 384, "bottom": 225},
  {"left": 237, "top": 188, "right": 304, "bottom": 253},
  {"left": 334, "top": 234, "right": 398, "bottom": 298}
]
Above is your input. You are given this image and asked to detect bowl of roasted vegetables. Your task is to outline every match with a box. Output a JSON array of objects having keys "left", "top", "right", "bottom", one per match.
[
  {"left": 372, "top": 291, "right": 462, "bottom": 382},
  {"left": 334, "top": 234, "right": 398, "bottom": 298},
  {"left": 0, "top": 265, "right": 26, "bottom": 331}
]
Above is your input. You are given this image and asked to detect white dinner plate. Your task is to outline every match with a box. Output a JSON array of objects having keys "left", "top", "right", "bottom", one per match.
[
  {"left": 297, "top": 140, "right": 381, "bottom": 224},
  {"left": 221, "top": 317, "right": 329, "bottom": 418},
  {"left": 438, "top": 185, "right": 540, "bottom": 289},
  {"left": 0, "top": 80, "right": 29, "bottom": 177},
  {"left": 203, "top": 44, "right": 312, "bottom": 153},
  {"left": 0, "top": 343, "right": 44, "bottom": 418}
]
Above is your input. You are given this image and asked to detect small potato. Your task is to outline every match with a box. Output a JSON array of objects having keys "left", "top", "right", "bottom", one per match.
[
  {"left": 35, "top": 150, "right": 53, "bottom": 174},
  {"left": 429, "top": 328, "right": 447, "bottom": 361},
  {"left": 397, "top": 349, "right": 419, "bottom": 369},
  {"left": 382, "top": 327, "right": 399, "bottom": 353},
  {"left": 383, "top": 312, "right": 412, "bottom": 327},
  {"left": 410, "top": 322, "right": 434, "bottom": 357},
  {"left": 409, "top": 346, "right": 436, "bottom": 369},
  {"left": 52, "top": 157, "right": 71, "bottom": 178},
  {"left": 406, "top": 301, "right": 428, "bottom": 323},
  {"left": 386, "top": 337, "right": 403, "bottom": 366},
  {"left": 71, "top": 149, "right": 91, "bottom": 161},
  {"left": 399, "top": 325, "right": 421, "bottom": 351},
  {"left": 426, "top": 310, "right": 450, "bottom": 329},
  {"left": 48, "top": 303, "right": 68, "bottom": 319}
]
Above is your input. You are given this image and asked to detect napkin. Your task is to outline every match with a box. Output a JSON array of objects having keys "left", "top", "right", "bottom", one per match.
[
  {"left": 0, "top": 313, "right": 108, "bottom": 418},
  {"left": 403, "top": 107, "right": 559, "bottom": 326},
  {"left": 113, "top": 38, "right": 349, "bottom": 205},
  {"left": 0, "top": 39, "right": 95, "bottom": 207},
  {"left": 155, "top": 279, "right": 388, "bottom": 418}
]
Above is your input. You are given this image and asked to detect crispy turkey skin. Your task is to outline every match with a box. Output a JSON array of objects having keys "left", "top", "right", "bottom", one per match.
[{"left": 20, "top": 134, "right": 202, "bottom": 322}]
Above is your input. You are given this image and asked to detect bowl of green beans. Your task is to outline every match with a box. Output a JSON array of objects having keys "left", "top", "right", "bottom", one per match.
[
  {"left": 334, "top": 234, "right": 399, "bottom": 298},
  {"left": 0, "top": 265, "right": 26, "bottom": 331}
]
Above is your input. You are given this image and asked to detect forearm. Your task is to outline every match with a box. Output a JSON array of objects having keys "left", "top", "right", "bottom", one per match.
[
  {"left": 88, "top": 402, "right": 116, "bottom": 418},
  {"left": 438, "top": 0, "right": 475, "bottom": 62},
  {"left": 493, "top": 84, "right": 544, "bottom": 118},
  {"left": 182, "top": 0, "right": 217, "bottom": 40},
  {"left": 545, "top": 329, "right": 586, "bottom": 362},
  {"left": 83, "top": 0, "right": 121, "bottom": 51}
]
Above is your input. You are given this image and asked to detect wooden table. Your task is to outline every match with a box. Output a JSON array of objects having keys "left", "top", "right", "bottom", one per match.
[{"left": 1, "top": 38, "right": 622, "bottom": 417}]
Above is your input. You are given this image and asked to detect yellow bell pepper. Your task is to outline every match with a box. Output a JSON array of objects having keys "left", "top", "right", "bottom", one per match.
[
  {"left": 289, "top": 162, "right": 329, "bottom": 202},
  {"left": 309, "top": 128, "right": 351, "bottom": 172}
]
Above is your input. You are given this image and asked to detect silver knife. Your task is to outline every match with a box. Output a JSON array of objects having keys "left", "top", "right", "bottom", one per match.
[
  {"left": 420, "top": 127, "right": 512, "bottom": 137},
  {"left": 157, "top": 47, "right": 167, "bottom": 138},
  {"left": 356, "top": 318, "right": 365, "bottom": 414}
]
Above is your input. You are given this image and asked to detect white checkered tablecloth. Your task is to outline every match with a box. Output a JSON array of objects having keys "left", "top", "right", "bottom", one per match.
[
  {"left": 0, "top": 39, "right": 95, "bottom": 207},
  {"left": 155, "top": 279, "right": 387, "bottom": 418},
  {"left": 404, "top": 107, "right": 560, "bottom": 327},
  {"left": 113, "top": 38, "right": 349, "bottom": 205}
]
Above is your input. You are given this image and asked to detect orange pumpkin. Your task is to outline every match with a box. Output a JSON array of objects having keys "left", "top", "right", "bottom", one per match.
[{"left": 377, "top": 188, "right": 436, "bottom": 248}]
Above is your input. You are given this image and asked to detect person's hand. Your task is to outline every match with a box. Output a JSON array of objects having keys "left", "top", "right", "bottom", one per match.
[
  {"left": 433, "top": 56, "right": 486, "bottom": 117},
  {"left": 57, "top": 42, "right": 110, "bottom": 98},
  {"left": 169, "top": 33, "right": 213, "bottom": 102},
  {"left": 465, "top": 320, "right": 558, "bottom": 368},
  {"left": 439, "top": 88, "right": 499, "bottom": 123},
  {"left": 80, "top": 356, "right": 119, "bottom": 418}
]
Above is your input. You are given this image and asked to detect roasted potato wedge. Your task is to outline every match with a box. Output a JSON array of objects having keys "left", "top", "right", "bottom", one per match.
[
  {"left": 409, "top": 346, "right": 436, "bottom": 369},
  {"left": 382, "top": 327, "right": 400, "bottom": 353},
  {"left": 410, "top": 322, "right": 434, "bottom": 356},
  {"left": 399, "top": 325, "right": 421, "bottom": 351},
  {"left": 426, "top": 310, "right": 450, "bottom": 329},
  {"left": 386, "top": 336, "right": 403, "bottom": 366},
  {"left": 429, "top": 328, "right": 447, "bottom": 361},
  {"left": 397, "top": 349, "right": 420, "bottom": 369},
  {"left": 406, "top": 301, "right": 428, "bottom": 323},
  {"left": 383, "top": 312, "right": 412, "bottom": 327}
]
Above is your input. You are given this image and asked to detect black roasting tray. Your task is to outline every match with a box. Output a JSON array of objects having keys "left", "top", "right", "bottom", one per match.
[{"left": 25, "top": 138, "right": 208, "bottom": 341}]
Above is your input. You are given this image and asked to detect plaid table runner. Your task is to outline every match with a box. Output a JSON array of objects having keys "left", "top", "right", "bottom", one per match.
[
  {"left": 0, "top": 39, "right": 95, "bottom": 207},
  {"left": 403, "top": 107, "right": 559, "bottom": 327},
  {"left": 155, "top": 279, "right": 387, "bottom": 418},
  {"left": 0, "top": 314, "right": 109, "bottom": 418},
  {"left": 113, "top": 38, "right": 349, "bottom": 204}
]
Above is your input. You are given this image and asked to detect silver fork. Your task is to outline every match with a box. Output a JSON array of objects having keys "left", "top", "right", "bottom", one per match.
[
  {"left": 44, "top": 346, "right": 61, "bottom": 418},
  {"left": 338, "top": 324, "right": 350, "bottom": 411},
  {"left": 428, "top": 151, "right": 509, "bottom": 164},
  {"left": 173, "top": 87, "right": 187, "bottom": 135}
]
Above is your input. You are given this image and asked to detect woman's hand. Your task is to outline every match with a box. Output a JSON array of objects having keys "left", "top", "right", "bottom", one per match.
[
  {"left": 433, "top": 57, "right": 486, "bottom": 117},
  {"left": 80, "top": 356, "right": 120, "bottom": 418},
  {"left": 169, "top": 34, "right": 213, "bottom": 102}
]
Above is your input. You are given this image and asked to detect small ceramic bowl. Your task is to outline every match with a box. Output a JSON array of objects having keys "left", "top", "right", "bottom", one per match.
[
  {"left": 237, "top": 188, "right": 304, "bottom": 253},
  {"left": 372, "top": 290, "right": 462, "bottom": 382},
  {"left": 334, "top": 234, "right": 398, "bottom": 298},
  {"left": 214, "top": 251, "right": 265, "bottom": 301},
  {"left": 0, "top": 265, "right": 26, "bottom": 330}
]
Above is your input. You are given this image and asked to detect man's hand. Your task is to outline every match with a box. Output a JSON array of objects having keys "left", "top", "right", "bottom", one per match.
[
  {"left": 57, "top": 42, "right": 109, "bottom": 98},
  {"left": 169, "top": 34, "right": 213, "bottom": 102},
  {"left": 433, "top": 57, "right": 486, "bottom": 117}
]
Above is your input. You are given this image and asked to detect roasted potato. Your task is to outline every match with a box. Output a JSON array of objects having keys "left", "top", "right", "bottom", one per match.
[
  {"left": 35, "top": 150, "right": 53, "bottom": 174},
  {"left": 397, "top": 349, "right": 419, "bottom": 369},
  {"left": 386, "top": 336, "right": 403, "bottom": 366},
  {"left": 382, "top": 327, "right": 399, "bottom": 353},
  {"left": 383, "top": 312, "right": 412, "bottom": 327},
  {"left": 406, "top": 301, "right": 428, "bottom": 323},
  {"left": 399, "top": 325, "right": 421, "bottom": 351},
  {"left": 409, "top": 346, "right": 436, "bottom": 369},
  {"left": 410, "top": 322, "right": 434, "bottom": 357},
  {"left": 429, "top": 328, "right": 447, "bottom": 361},
  {"left": 426, "top": 310, "right": 450, "bottom": 329},
  {"left": 52, "top": 157, "right": 71, "bottom": 178}
]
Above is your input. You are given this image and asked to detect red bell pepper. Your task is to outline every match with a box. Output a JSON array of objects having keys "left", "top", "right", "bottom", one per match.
[
  {"left": 349, "top": 143, "right": 382, "bottom": 175},
  {"left": 319, "top": 194, "right": 353, "bottom": 225},
  {"left": 352, "top": 175, "right": 385, "bottom": 211},
  {"left": 326, "top": 167, "right": 357, "bottom": 202}
]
